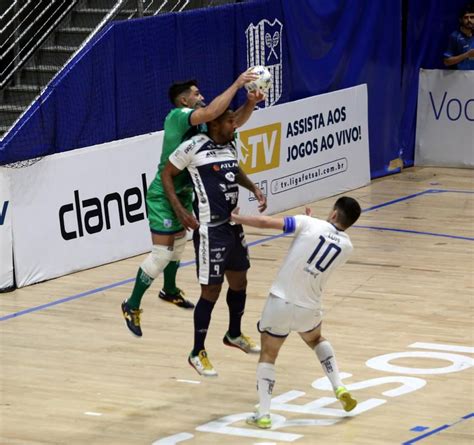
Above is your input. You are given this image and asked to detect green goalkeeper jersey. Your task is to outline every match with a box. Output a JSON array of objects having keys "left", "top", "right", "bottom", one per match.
[{"left": 148, "top": 107, "right": 205, "bottom": 197}]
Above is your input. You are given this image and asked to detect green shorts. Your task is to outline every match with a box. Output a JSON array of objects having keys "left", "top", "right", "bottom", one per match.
[{"left": 146, "top": 189, "right": 193, "bottom": 234}]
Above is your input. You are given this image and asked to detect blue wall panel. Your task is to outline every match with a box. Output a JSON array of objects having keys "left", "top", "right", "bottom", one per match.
[{"left": 0, "top": 0, "right": 467, "bottom": 177}]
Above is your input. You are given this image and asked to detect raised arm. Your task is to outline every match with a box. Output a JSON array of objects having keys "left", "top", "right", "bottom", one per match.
[
  {"left": 190, "top": 69, "right": 258, "bottom": 126},
  {"left": 236, "top": 167, "right": 267, "bottom": 212},
  {"left": 231, "top": 207, "right": 284, "bottom": 230},
  {"left": 161, "top": 162, "right": 199, "bottom": 230},
  {"left": 234, "top": 90, "right": 265, "bottom": 128}
]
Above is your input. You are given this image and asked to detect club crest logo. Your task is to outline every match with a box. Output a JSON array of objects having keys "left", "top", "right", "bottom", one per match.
[{"left": 245, "top": 18, "right": 283, "bottom": 107}]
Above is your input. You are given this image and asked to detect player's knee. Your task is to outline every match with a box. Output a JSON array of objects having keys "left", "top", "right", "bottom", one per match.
[
  {"left": 227, "top": 274, "right": 247, "bottom": 290},
  {"left": 141, "top": 245, "right": 174, "bottom": 279},
  {"left": 171, "top": 235, "right": 187, "bottom": 261},
  {"left": 201, "top": 284, "right": 222, "bottom": 302}
]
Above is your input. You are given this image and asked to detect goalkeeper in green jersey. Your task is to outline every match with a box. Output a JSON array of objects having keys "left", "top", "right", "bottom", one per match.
[{"left": 121, "top": 69, "right": 264, "bottom": 337}]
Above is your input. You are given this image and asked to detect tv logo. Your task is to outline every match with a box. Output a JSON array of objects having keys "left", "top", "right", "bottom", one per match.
[{"left": 238, "top": 123, "right": 281, "bottom": 174}]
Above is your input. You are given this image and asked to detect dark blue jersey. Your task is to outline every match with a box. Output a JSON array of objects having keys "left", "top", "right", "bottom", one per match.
[
  {"left": 169, "top": 134, "right": 240, "bottom": 224},
  {"left": 444, "top": 30, "right": 474, "bottom": 70}
]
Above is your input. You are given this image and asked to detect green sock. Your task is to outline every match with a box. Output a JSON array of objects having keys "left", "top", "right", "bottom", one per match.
[
  {"left": 163, "top": 261, "right": 179, "bottom": 295},
  {"left": 127, "top": 268, "right": 153, "bottom": 309}
]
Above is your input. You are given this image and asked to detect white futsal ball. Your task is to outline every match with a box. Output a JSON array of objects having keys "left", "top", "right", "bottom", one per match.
[{"left": 245, "top": 65, "right": 272, "bottom": 93}]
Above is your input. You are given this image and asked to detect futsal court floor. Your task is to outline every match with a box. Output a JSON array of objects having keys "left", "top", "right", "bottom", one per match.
[{"left": 0, "top": 166, "right": 473, "bottom": 445}]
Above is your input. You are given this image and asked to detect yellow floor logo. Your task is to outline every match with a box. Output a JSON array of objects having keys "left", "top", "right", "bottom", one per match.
[{"left": 238, "top": 123, "right": 281, "bottom": 173}]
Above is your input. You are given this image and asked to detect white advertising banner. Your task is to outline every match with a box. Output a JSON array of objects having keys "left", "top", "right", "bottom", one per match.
[
  {"left": 0, "top": 168, "right": 14, "bottom": 290},
  {"left": 236, "top": 84, "right": 370, "bottom": 214},
  {"left": 415, "top": 69, "right": 474, "bottom": 168},
  {"left": 10, "top": 85, "right": 369, "bottom": 287},
  {"left": 10, "top": 133, "right": 162, "bottom": 287}
]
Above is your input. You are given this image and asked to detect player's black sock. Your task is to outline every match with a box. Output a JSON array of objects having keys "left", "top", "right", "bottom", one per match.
[
  {"left": 226, "top": 288, "right": 246, "bottom": 338},
  {"left": 192, "top": 297, "right": 216, "bottom": 356}
]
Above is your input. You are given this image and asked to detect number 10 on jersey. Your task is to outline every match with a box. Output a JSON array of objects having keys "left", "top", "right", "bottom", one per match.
[{"left": 307, "top": 236, "right": 342, "bottom": 273}]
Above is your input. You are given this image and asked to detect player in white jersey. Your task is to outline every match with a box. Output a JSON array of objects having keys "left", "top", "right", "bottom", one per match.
[
  {"left": 230, "top": 196, "right": 362, "bottom": 429},
  {"left": 162, "top": 109, "right": 267, "bottom": 377}
]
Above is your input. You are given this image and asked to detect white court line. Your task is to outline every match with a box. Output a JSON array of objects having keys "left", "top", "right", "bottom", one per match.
[
  {"left": 84, "top": 411, "right": 102, "bottom": 416},
  {"left": 176, "top": 379, "right": 201, "bottom": 384}
]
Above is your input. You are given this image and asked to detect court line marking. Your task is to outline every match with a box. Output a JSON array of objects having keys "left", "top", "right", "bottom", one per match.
[
  {"left": 359, "top": 188, "right": 474, "bottom": 241},
  {"left": 354, "top": 225, "right": 474, "bottom": 241},
  {"left": 0, "top": 188, "right": 472, "bottom": 322},
  {"left": 402, "top": 412, "right": 473, "bottom": 444},
  {"left": 0, "top": 234, "right": 285, "bottom": 322},
  {"left": 361, "top": 188, "right": 473, "bottom": 213}
]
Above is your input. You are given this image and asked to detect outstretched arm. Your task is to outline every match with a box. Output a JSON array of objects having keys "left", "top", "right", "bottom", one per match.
[
  {"left": 161, "top": 162, "right": 199, "bottom": 230},
  {"left": 190, "top": 69, "right": 258, "bottom": 125},
  {"left": 234, "top": 90, "right": 265, "bottom": 128},
  {"left": 231, "top": 207, "right": 284, "bottom": 230},
  {"left": 236, "top": 167, "right": 267, "bottom": 212}
]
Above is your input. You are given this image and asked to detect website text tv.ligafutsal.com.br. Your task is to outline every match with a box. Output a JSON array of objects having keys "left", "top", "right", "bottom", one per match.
[{"left": 271, "top": 158, "right": 347, "bottom": 194}]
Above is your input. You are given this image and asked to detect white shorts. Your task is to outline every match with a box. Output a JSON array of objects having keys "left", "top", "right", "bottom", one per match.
[{"left": 258, "top": 294, "right": 322, "bottom": 337}]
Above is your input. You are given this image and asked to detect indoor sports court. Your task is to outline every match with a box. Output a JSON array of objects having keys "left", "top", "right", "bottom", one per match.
[
  {"left": 1, "top": 166, "right": 472, "bottom": 444},
  {"left": 0, "top": 1, "right": 473, "bottom": 444}
]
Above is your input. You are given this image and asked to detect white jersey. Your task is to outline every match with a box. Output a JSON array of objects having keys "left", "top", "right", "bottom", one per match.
[{"left": 270, "top": 215, "right": 353, "bottom": 310}]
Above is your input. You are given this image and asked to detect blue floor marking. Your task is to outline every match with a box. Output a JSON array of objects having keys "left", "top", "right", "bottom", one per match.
[
  {"left": 1, "top": 188, "right": 472, "bottom": 322},
  {"left": 428, "top": 189, "right": 474, "bottom": 194},
  {"left": 0, "top": 232, "right": 287, "bottom": 322},
  {"left": 403, "top": 413, "right": 473, "bottom": 444},
  {"left": 403, "top": 424, "right": 451, "bottom": 444},
  {"left": 362, "top": 190, "right": 430, "bottom": 213},
  {"left": 410, "top": 426, "right": 429, "bottom": 432},
  {"left": 354, "top": 225, "right": 474, "bottom": 241},
  {"left": 361, "top": 188, "right": 473, "bottom": 213},
  {"left": 0, "top": 278, "right": 135, "bottom": 322}
]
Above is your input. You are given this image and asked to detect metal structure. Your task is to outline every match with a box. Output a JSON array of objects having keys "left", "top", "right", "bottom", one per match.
[{"left": 0, "top": 0, "right": 239, "bottom": 139}]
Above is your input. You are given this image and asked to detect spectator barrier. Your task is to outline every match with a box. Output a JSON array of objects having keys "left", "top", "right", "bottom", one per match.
[
  {"left": 415, "top": 69, "right": 474, "bottom": 168},
  {"left": 2, "top": 86, "right": 369, "bottom": 287},
  {"left": 0, "top": 171, "right": 13, "bottom": 289}
]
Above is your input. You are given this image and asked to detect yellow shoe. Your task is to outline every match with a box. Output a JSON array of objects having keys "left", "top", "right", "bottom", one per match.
[
  {"left": 188, "top": 350, "right": 218, "bottom": 377},
  {"left": 223, "top": 332, "right": 261, "bottom": 353},
  {"left": 246, "top": 413, "right": 272, "bottom": 429},
  {"left": 336, "top": 386, "right": 357, "bottom": 412},
  {"left": 121, "top": 300, "right": 143, "bottom": 337}
]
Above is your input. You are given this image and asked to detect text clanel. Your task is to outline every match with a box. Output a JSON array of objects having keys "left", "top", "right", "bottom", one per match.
[{"left": 58, "top": 173, "right": 148, "bottom": 241}]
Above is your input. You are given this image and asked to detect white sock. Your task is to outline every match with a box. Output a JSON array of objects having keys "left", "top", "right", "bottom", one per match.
[
  {"left": 315, "top": 340, "right": 343, "bottom": 391},
  {"left": 256, "top": 362, "right": 275, "bottom": 416}
]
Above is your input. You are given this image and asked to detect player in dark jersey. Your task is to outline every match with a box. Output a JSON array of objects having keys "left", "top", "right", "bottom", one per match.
[
  {"left": 121, "top": 71, "right": 262, "bottom": 337},
  {"left": 162, "top": 109, "right": 267, "bottom": 376}
]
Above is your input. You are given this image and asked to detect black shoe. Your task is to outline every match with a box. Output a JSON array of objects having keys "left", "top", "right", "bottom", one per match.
[
  {"left": 158, "top": 288, "right": 195, "bottom": 309},
  {"left": 121, "top": 300, "right": 143, "bottom": 337}
]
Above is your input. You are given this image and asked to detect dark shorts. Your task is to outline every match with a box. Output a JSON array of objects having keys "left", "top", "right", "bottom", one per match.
[{"left": 193, "top": 223, "right": 250, "bottom": 285}]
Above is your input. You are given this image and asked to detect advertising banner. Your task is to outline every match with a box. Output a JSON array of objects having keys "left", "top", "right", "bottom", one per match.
[
  {"left": 9, "top": 85, "right": 370, "bottom": 287},
  {"left": 236, "top": 84, "right": 370, "bottom": 214},
  {"left": 0, "top": 168, "right": 13, "bottom": 290},
  {"left": 10, "top": 133, "right": 162, "bottom": 287},
  {"left": 415, "top": 69, "right": 474, "bottom": 168}
]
